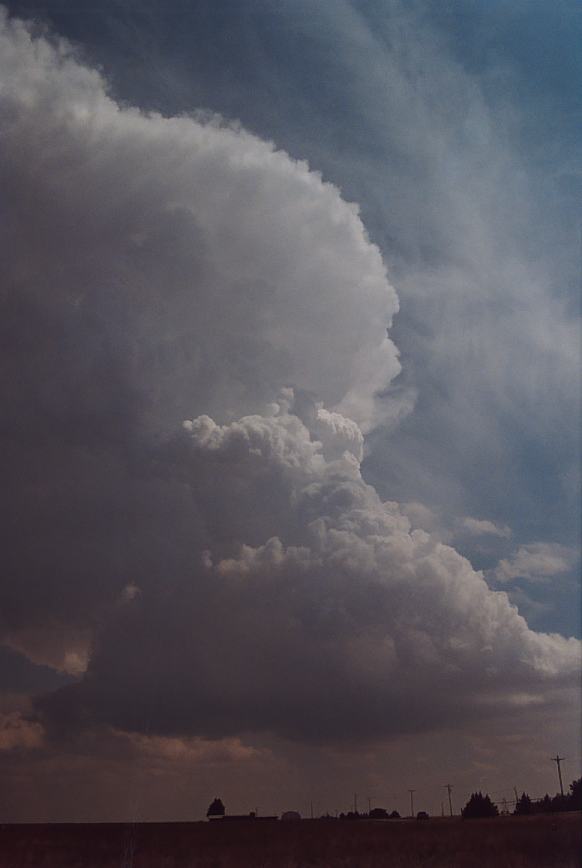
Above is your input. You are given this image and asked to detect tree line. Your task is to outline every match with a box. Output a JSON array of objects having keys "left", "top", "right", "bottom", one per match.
[
  {"left": 462, "top": 778, "right": 582, "bottom": 819},
  {"left": 207, "top": 779, "right": 581, "bottom": 822}
]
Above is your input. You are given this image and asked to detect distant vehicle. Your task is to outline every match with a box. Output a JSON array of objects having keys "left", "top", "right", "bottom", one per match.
[{"left": 416, "top": 811, "right": 429, "bottom": 820}]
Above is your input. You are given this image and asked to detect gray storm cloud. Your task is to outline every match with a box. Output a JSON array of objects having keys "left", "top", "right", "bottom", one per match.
[
  {"left": 0, "top": 10, "right": 579, "bottom": 745},
  {"left": 0, "top": 9, "right": 397, "bottom": 658}
]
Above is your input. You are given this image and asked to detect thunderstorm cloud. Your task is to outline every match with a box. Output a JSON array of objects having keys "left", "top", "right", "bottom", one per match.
[{"left": 0, "top": 9, "right": 579, "bottom": 758}]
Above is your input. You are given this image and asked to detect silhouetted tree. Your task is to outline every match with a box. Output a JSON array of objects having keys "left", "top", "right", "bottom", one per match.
[
  {"left": 207, "top": 797, "right": 225, "bottom": 818},
  {"left": 462, "top": 792, "right": 499, "bottom": 819},
  {"left": 526, "top": 779, "right": 582, "bottom": 814},
  {"left": 389, "top": 810, "right": 401, "bottom": 819},
  {"left": 549, "top": 794, "right": 570, "bottom": 813},
  {"left": 514, "top": 793, "right": 533, "bottom": 816},
  {"left": 568, "top": 777, "right": 582, "bottom": 810},
  {"left": 369, "top": 807, "right": 388, "bottom": 819}
]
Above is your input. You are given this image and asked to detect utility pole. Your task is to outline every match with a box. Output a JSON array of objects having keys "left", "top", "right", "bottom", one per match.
[
  {"left": 441, "top": 802, "right": 444, "bottom": 818},
  {"left": 551, "top": 755, "right": 565, "bottom": 796},
  {"left": 310, "top": 801, "right": 314, "bottom": 820},
  {"left": 513, "top": 787, "right": 519, "bottom": 812},
  {"left": 444, "top": 784, "right": 453, "bottom": 817},
  {"left": 367, "top": 797, "right": 371, "bottom": 814},
  {"left": 353, "top": 793, "right": 358, "bottom": 814},
  {"left": 408, "top": 789, "right": 415, "bottom": 818},
  {"left": 502, "top": 798, "right": 508, "bottom": 815}
]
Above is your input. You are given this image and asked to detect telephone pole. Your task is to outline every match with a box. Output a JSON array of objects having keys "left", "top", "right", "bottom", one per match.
[
  {"left": 367, "top": 797, "right": 372, "bottom": 814},
  {"left": 444, "top": 784, "right": 453, "bottom": 817},
  {"left": 408, "top": 789, "right": 415, "bottom": 818},
  {"left": 551, "top": 755, "right": 565, "bottom": 796},
  {"left": 354, "top": 793, "right": 358, "bottom": 814}
]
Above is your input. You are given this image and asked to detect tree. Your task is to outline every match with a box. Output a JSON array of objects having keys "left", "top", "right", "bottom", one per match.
[
  {"left": 568, "top": 777, "right": 582, "bottom": 810},
  {"left": 207, "top": 797, "right": 225, "bottom": 818},
  {"left": 369, "top": 807, "right": 389, "bottom": 819},
  {"left": 532, "top": 779, "right": 581, "bottom": 814},
  {"left": 514, "top": 793, "right": 533, "bottom": 816},
  {"left": 549, "top": 793, "right": 570, "bottom": 813},
  {"left": 462, "top": 792, "right": 499, "bottom": 819}
]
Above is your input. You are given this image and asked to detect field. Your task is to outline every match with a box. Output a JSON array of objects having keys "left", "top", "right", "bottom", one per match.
[{"left": 1, "top": 814, "right": 580, "bottom": 868}]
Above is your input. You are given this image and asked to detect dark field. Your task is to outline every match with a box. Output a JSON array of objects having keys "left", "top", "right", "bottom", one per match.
[{"left": 1, "top": 815, "right": 580, "bottom": 868}]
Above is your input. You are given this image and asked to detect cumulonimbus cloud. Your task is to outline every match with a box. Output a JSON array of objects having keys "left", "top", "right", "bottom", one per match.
[
  {"left": 0, "top": 7, "right": 398, "bottom": 659},
  {"left": 0, "top": 9, "right": 579, "bottom": 747},
  {"left": 41, "top": 400, "right": 580, "bottom": 742}
]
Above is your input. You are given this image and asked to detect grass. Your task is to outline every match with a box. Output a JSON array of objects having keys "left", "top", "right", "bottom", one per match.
[{"left": 1, "top": 813, "right": 580, "bottom": 867}]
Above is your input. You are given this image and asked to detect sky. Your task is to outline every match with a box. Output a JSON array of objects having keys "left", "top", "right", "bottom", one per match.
[{"left": 0, "top": 0, "right": 580, "bottom": 822}]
